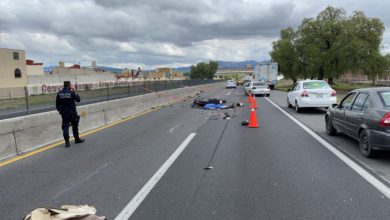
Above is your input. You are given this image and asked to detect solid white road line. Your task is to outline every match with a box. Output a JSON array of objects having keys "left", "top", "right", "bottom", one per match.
[
  {"left": 114, "top": 133, "right": 197, "bottom": 220},
  {"left": 265, "top": 97, "right": 390, "bottom": 199}
]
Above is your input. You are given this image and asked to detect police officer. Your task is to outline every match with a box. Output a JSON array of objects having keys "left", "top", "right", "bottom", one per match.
[{"left": 56, "top": 81, "right": 85, "bottom": 148}]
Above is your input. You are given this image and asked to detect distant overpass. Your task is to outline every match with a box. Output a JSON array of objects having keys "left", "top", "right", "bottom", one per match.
[{"left": 215, "top": 69, "right": 254, "bottom": 79}]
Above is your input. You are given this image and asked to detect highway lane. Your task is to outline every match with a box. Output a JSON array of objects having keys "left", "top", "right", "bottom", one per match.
[
  {"left": 1, "top": 86, "right": 390, "bottom": 219},
  {"left": 130, "top": 88, "right": 390, "bottom": 219},
  {"left": 268, "top": 90, "right": 390, "bottom": 186},
  {"left": 0, "top": 87, "right": 227, "bottom": 219}
]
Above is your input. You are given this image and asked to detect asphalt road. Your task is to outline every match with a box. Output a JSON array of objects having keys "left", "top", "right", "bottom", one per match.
[
  {"left": 268, "top": 90, "right": 390, "bottom": 185},
  {"left": 1, "top": 86, "right": 390, "bottom": 219}
]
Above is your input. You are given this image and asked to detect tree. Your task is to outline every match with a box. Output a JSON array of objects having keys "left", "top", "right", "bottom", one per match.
[
  {"left": 362, "top": 53, "right": 389, "bottom": 85},
  {"left": 209, "top": 61, "right": 219, "bottom": 79},
  {"left": 344, "top": 11, "right": 385, "bottom": 84},
  {"left": 189, "top": 61, "right": 219, "bottom": 80},
  {"left": 300, "top": 6, "right": 347, "bottom": 84},
  {"left": 270, "top": 27, "right": 298, "bottom": 83},
  {"left": 270, "top": 6, "right": 386, "bottom": 85},
  {"left": 294, "top": 19, "right": 322, "bottom": 80}
]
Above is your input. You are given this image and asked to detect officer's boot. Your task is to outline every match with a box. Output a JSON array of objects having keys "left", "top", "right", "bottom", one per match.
[
  {"left": 64, "top": 135, "right": 70, "bottom": 148},
  {"left": 75, "top": 136, "right": 85, "bottom": 144}
]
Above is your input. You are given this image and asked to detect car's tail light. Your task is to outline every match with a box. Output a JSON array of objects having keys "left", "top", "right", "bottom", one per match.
[
  {"left": 331, "top": 90, "right": 337, "bottom": 97},
  {"left": 379, "top": 112, "right": 390, "bottom": 126},
  {"left": 300, "top": 90, "right": 309, "bottom": 97}
]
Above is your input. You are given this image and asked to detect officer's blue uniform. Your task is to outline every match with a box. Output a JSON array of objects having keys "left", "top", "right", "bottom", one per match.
[{"left": 56, "top": 87, "right": 81, "bottom": 144}]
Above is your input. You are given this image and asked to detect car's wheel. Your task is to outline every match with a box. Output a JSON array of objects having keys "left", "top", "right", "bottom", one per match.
[
  {"left": 266, "top": 94, "right": 270, "bottom": 97},
  {"left": 295, "top": 101, "right": 301, "bottom": 113},
  {"left": 359, "top": 130, "right": 376, "bottom": 158},
  {"left": 287, "top": 98, "right": 292, "bottom": 108},
  {"left": 325, "top": 116, "right": 337, "bottom": 136}
]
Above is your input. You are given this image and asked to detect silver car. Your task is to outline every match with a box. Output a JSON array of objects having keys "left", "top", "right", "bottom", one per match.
[
  {"left": 245, "top": 81, "right": 270, "bottom": 96},
  {"left": 226, "top": 80, "right": 236, "bottom": 89},
  {"left": 325, "top": 88, "right": 390, "bottom": 158}
]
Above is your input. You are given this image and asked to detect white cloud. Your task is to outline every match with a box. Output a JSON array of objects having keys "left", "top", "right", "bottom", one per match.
[
  {"left": 0, "top": 0, "right": 389, "bottom": 67},
  {"left": 118, "top": 42, "right": 138, "bottom": 53}
]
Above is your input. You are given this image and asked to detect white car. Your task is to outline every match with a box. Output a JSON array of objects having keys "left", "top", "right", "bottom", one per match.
[
  {"left": 244, "top": 81, "right": 270, "bottom": 96},
  {"left": 287, "top": 80, "right": 337, "bottom": 113},
  {"left": 226, "top": 80, "right": 236, "bottom": 88}
]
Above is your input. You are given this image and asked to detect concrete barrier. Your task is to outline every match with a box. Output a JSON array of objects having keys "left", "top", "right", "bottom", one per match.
[
  {"left": 13, "top": 111, "right": 63, "bottom": 153},
  {"left": 0, "top": 83, "right": 223, "bottom": 161},
  {"left": 0, "top": 119, "right": 17, "bottom": 160}
]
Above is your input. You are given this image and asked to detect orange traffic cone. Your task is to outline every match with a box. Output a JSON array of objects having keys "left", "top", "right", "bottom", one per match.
[
  {"left": 248, "top": 108, "right": 259, "bottom": 128},
  {"left": 251, "top": 95, "right": 257, "bottom": 109},
  {"left": 247, "top": 93, "right": 253, "bottom": 103}
]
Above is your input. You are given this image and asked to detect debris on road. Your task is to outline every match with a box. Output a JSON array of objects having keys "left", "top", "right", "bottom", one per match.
[
  {"left": 192, "top": 97, "right": 227, "bottom": 109},
  {"left": 204, "top": 103, "right": 225, "bottom": 110},
  {"left": 23, "top": 205, "right": 105, "bottom": 220},
  {"left": 241, "top": 120, "right": 249, "bottom": 126},
  {"left": 204, "top": 166, "right": 214, "bottom": 170},
  {"left": 191, "top": 96, "right": 241, "bottom": 120}
]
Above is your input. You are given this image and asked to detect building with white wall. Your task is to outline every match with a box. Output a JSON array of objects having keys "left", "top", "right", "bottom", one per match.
[{"left": 26, "top": 59, "right": 44, "bottom": 76}]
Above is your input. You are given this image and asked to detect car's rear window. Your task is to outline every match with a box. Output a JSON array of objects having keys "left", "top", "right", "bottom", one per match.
[
  {"left": 378, "top": 91, "right": 390, "bottom": 107},
  {"left": 303, "top": 81, "right": 330, "bottom": 89},
  {"left": 253, "top": 83, "right": 267, "bottom": 87}
]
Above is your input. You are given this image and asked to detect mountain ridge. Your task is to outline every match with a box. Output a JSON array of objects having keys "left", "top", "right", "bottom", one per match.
[{"left": 44, "top": 60, "right": 268, "bottom": 73}]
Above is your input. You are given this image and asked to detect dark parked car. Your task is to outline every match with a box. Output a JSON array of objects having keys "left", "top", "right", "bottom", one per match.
[{"left": 325, "top": 88, "right": 390, "bottom": 157}]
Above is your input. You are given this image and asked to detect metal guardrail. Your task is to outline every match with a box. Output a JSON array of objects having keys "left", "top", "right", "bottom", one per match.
[{"left": 0, "top": 80, "right": 222, "bottom": 120}]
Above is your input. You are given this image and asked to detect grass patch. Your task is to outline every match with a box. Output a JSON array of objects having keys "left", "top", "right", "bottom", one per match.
[
  {"left": 275, "top": 79, "right": 294, "bottom": 92},
  {"left": 331, "top": 82, "right": 377, "bottom": 91},
  {"left": 0, "top": 87, "right": 140, "bottom": 110},
  {"left": 0, "top": 84, "right": 170, "bottom": 111}
]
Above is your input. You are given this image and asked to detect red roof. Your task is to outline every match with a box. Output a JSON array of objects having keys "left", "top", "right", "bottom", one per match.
[{"left": 26, "top": 59, "right": 43, "bottom": 65}]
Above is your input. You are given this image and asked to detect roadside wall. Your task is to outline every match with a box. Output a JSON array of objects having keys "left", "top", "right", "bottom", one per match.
[{"left": 0, "top": 83, "right": 222, "bottom": 161}]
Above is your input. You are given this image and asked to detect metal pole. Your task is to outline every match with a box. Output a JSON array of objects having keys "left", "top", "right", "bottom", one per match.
[
  {"left": 143, "top": 79, "right": 146, "bottom": 94},
  {"left": 107, "top": 83, "right": 110, "bottom": 101},
  {"left": 127, "top": 81, "right": 131, "bottom": 97},
  {"left": 24, "top": 87, "right": 30, "bottom": 114}
]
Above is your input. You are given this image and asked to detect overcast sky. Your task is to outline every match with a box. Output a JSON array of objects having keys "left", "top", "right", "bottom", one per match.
[{"left": 0, "top": 0, "right": 390, "bottom": 69}]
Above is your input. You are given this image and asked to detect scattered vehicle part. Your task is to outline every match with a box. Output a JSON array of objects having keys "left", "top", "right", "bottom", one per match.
[{"left": 241, "top": 120, "right": 249, "bottom": 126}]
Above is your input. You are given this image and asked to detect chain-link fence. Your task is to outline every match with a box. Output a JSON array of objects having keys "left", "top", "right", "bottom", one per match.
[{"left": 0, "top": 80, "right": 221, "bottom": 119}]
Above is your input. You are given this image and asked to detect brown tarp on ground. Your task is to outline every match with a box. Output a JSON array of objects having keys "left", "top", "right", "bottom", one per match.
[{"left": 23, "top": 205, "right": 105, "bottom": 220}]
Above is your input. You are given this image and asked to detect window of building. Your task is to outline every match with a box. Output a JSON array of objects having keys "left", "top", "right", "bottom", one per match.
[
  {"left": 14, "top": 68, "right": 22, "bottom": 78},
  {"left": 13, "top": 52, "right": 19, "bottom": 60}
]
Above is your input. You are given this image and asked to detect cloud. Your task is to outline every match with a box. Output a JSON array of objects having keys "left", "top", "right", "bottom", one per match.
[{"left": 0, "top": 0, "right": 389, "bottom": 68}]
